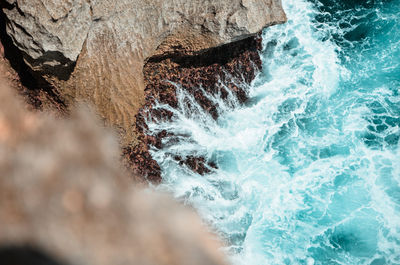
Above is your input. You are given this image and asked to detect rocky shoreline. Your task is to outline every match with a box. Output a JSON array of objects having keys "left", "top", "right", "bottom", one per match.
[
  {"left": 126, "top": 35, "right": 263, "bottom": 182},
  {"left": 0, "top": 0, "right": 286, "bottom": 183}
]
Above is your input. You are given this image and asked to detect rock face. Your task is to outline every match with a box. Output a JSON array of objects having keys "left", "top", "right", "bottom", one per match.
[
  {"left": 2, "top": 0, "right": 286, "bottom": 146},
  {"left": 0, "top": 15, "right": 67, "bottom": 112},
  {"left": 2, "top": 0, "right": 91, "bottom": 78},
  {"left": 0, "top": 73, "right": 229, "bottom": 265}
]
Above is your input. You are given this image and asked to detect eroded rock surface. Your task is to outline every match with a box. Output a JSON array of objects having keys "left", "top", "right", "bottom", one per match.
[
  {"left": 0, "top": 19, "right": 67, "bottom": 112},
  {"left": 2, "top": 0, "right": 91, "bottom": 78},
  {"left": 2, "top": 0, "right": 286, "bottom": 146}
]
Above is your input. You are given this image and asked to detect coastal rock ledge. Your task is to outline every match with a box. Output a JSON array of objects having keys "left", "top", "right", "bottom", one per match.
[{"left": 1, "top": 0, "right": 286, "bottom": 180}]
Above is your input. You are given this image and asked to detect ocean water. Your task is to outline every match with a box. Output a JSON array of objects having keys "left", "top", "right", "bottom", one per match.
[{"left": 146, "top": 0, "right": 400, "bottom": 264}]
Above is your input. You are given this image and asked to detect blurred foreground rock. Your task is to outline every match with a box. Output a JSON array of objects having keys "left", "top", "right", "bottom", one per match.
[{"left": 0, "top": 73, "right": 228, "bottom": 265}]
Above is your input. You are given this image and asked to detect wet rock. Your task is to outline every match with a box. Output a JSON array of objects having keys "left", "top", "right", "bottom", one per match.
[{"left": 131, "top": 35, "right": 263, "bottom": 181}]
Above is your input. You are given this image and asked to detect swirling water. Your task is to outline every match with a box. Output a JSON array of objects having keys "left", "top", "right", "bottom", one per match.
[{"left": 146, "top": 0, "right": 400, "bottom": 264}]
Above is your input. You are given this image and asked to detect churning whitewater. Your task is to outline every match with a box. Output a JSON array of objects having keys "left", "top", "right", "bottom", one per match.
[{"left": 146, "top": 0, "right": 400, "bottom": 264}]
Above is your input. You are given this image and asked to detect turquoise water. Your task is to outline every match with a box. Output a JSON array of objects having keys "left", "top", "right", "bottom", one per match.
[{"left": 147, "top": 0, "right": 400, "bottom": 264}]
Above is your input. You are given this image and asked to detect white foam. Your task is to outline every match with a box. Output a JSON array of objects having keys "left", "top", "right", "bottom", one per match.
[{"left": 144, "top": 0, "right": 400, "bottom": 263}]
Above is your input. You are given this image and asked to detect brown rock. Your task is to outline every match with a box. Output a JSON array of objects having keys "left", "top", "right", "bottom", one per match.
[
  {"left": 129, "top": 34, "right": 264, "bottom": 182},
  {"left": 1, "top": 0, "right": 286, "bottom": 147}
]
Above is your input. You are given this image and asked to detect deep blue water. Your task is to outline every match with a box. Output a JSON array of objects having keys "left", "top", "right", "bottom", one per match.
[{"left": 146, "top": 0, "right": 400, "bottom": 264}]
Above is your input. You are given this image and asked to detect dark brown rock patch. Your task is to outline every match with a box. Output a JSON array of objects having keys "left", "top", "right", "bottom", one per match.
[{"left": 125, "top": 35, "right": 263, "bottom": 183}]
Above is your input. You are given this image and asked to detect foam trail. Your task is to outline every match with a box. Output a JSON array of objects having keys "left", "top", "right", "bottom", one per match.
[{"left": 145, "top": 0, "right": 400, "bottom": 264}]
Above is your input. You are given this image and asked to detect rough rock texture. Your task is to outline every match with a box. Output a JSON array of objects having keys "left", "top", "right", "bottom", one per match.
[
  {"left": 2, "top": 0, "right": 91, "bottom": 78},
  {"left": 0, "top": 73, "right": 229, "bottom": 265},
  {"left": 2, "top": 0, "right": 286, "bottom": 147},
  {"left": 0, "top": 17, "right": 67, "bottom": 113},
  {"left": 125, "top": 35, "right": 263, "bottom": 182}
]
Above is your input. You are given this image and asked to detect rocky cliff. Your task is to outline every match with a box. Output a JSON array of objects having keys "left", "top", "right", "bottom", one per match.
[
  {"left": 1, "top": 0, "right": 286, "bottom": 140},
  {"left": 1, "top": 0, "right": 286, "bottom": 180}
]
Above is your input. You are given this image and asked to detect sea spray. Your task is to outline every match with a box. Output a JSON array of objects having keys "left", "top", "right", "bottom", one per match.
[{"left": 145, "top": 0, "right": 400, "bottom": 264}]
